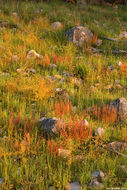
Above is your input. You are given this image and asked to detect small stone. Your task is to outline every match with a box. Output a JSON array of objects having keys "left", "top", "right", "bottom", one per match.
[
  {"left": 0, "top": 72, "right": 10, "bottom": 77},
  {"left": 49, "top": 64, "right": 57, "bottom": 69},
  {"left": 89, "top": 180, "right": 104, "bottom": 189},
  {"left": 114, "top": 5, "right": 118, "bottom": 9},
  {"left": 35, "top": 8, "right": 43, "bottom": 14},
  {"left": 117, "top": 61, "right": 122, "bottom": 66},
  {"left": 0, "top": 178, "right": 3, "bottom": 185},
  {"left": 82, "top": 119, "right": 89, "bottom": 127},
  {"left": 27, "top": 50, "right": 43, "bottom": 59},
  {"left": 12, "top": 55, "right": 18, "bottom": 62},
  {"left": 91, "top": 170, "right": 105, "bottom": 179},
  {"left": 108, "top": 65, "right": 114, "bottom": 71},
  {"left": 120, "top": 31, "right": 127, "bottom": 39},
  {"left": 48, "top": 186, "right": 56, "bottom": 190},
  {"left": 95, "top": 127, "right": 105, "bottom": 136},
  {"left": 66, "top": 181, "right": 81, "bottom": 190},
  {"left": 58, "top": 149, "right": 71, "bottom": 158},
  {"left": 51, "top": 22, "right": 63, "bottom": 29},
  {"left": 29, "top": 68, "right": 36, "bottom": 74},
  {"left": 0, "top": 20, "right": 8, "bottom": 28},
  {"left": 95, "top": 39, "right": 102, "bottom": 46},
  {"left": 120, "top": 165, "right": 127, "bottom": 173},
  {"left": 55, "top": 88, "right": 63, "bottom": 93},
  {"left": 106, "top": 142, "right": 127, "bottom": 151},
  {"left": 12, "top": 12, "right": 19, "bottom": 19}
]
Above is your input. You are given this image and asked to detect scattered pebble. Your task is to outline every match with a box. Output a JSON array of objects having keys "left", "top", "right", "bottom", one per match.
[
  {"left": 66, "top": 181, "right": 81, "bottom": 190},
  {"left": 0, "top": 72, "right": 10, "bottom": 77},
  {"left": 117, "top": 61, "right": 122, "bottom": 66},
  {"left": 120, "top": 31, "right": 127, "bottom": 39},
  {"left": 58, "top": 149, "right": 71, "bottom": 158},
  {"left": 49, "top": 64, "right": 57, "bottom": 69},
  {"left": 95, "top": 39, "right": 102, "bottom": 46},
  {"left": 89, "top": 179, "right": 104, "bottom": 189},
  {"left": 95, "top": 127, "right": 105, "bottom": 136},
  {"left": 55, "top": 88, "right": 63, "bottom": 93},
  {"left": 0, "top": 178, "right": 3, "bottom": 185},
  {"left": 29, "top": 68, "right": 36, "bottom": 74},
  {"left": 82, "top": 119, "right": 89, "bottom": 127},
  {"left": 91, "top": 170, "right": 105, "bottom": 179},
  {"left": 12, "top": 55, "right": 18, "bottom": 62},
  {"left": 51, "top": 22, "right": 63, "bottom": 29},
  {"left": 27, "top": 50, "right": 43, "bottom": 59}
]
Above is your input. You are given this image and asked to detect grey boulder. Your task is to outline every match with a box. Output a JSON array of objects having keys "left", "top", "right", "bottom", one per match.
[{"left": 65, "top": 26, "right": 93, "bottom": 47}]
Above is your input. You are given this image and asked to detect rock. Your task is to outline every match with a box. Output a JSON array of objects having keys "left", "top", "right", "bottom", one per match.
[
  {"left": 0, "top": 20, "right": 18, "bottom": 29},
  {"left": 120, "top": 31, "right": 127, "bottom": 39},
  {"left": 66, "top": 181, "right": 81, "bottom": 190},
  {"left": 12, "top": 55, "right": 18, "bottom": 62},
  {"left": 55, "top": 88, "right": 63, "bottom": 93},
  {"left": 12, "top": 12, "right": 19, "bottom": 19},
  {"left": 0, "top": 20, "right": 8, "bottom": 28},
  {"left": 65, "top": 25, "right": 93, "bottom": 47},
  {"left": 48, "top": 186, "right": 56, "bottom": 190},
  {"left": 39, "top": 117, "right": 63, "bottom": 136},
  {"left": 95, "top": 127, "right": 105, "bottom": 136},
  {"left": 82, "top": 119, "right": 89, "bottom": 127},
  {"left": 117, "top": 61, "right": 122, "bottom": 66},
  {"left": 27, "top": 50, "right": 43, "bottom": 59},
  {"left": 114, "top": 5, "right": 118, "bottom": 9},
  {"left": 120, "top": 165, "right": 127, "bottom": 173},
  {"left": 29, "top": 68, "right": 36, "bottom": 74},
  {"left": 91, "top": 170, "right": 105, "bottom": 180},
  {"left": 70, "top": 77, "right": 83, "bottom": 86},
  {"left": 95, "top": 39, "right": 102, "bottom": 46},
  {"left": 110, "top": 97, "right": 127, "bottom": 121},
  {"left": 106, "top": 142, "right": 127, "bottom": 151},
  {"left": 35, "top": 8, "right": 43, "bottom": 14},
  {"left": 108, "top": 65, "right": 114, "bottom": 71},
  {"left": 0, "top": 72, "right": 10, "bottom": 77},
  {"left": 49, "top": 64, "right": 57, "bottom": 69},
  {"left": 89, "top": 180, "right": 104, "bottom": 189},
  {"left": 51, "top": 22, "right": 63, "bottom": 29},
  {"left": 0, "top": 178, "right": 3, "bottom": 185},
  {"left": 58, "top": 149, "right": 71, "bottom": 158}
]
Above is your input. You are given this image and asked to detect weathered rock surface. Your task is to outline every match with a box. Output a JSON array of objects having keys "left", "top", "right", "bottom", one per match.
[
  {"left": 66, "top": 181, "right": 81, "bottom": 190},
  {"left": 91, "top": 170, "right": 105, "bottom": 180},
  {"left": 89, "top": 170, "right": 105, "bottom": 189},
  {"left": 110, "top": 97, "right": 127, "bottom": 121},
  {"left": 51, "top": 22, "right": 63, "bottom": 29},
  {"left": 89, "top": 180, "right": 104, "bottom": 189},
  {"left": 65, "top": 26, "right": 93, "bottom": 47},
  {"left": 27, "top": 50, "right": 43, "bottom": 59},
  {"left": 0, "top": 178, "right": 3, "bottom": 185},
  {"left": 39, "top": 117, "right": 63, "bottom": 136},
  {"left": 106, "top": 142, "right": 127, "bottom": 151},
  {"left": 58, "top": 148, "right": 71, "bottom": 158},
  {"left": 95, "top": 127, "right": 105, "bottom": 136}
]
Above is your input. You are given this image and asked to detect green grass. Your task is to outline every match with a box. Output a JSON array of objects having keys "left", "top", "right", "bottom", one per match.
[{"left": 0, "top": 0, "right": 127, "bottom": 189}]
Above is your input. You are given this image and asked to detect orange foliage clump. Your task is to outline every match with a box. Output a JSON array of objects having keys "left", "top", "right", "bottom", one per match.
[
  {"left": 91, "top": 105, "right": 118, "bottom": 124},
  {"left": 55, "top": 99, "right": 72, "bottom": 118}
]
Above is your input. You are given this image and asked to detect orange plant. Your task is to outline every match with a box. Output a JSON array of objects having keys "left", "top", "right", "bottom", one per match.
[
  {"left": 58, "top": 116, "right": 92, "bottom": 143},
  {"left": 120, "top": 64, "right": 127, "bottom": 76},
  {"left": 91, "top": 105, "right": 118, "bottom": 123},
  {"left": 52, "top": 52, "right": 71, "bottom": 64},
  {"left": 55, "top": 99, "right": 72, "bottom": 118}
]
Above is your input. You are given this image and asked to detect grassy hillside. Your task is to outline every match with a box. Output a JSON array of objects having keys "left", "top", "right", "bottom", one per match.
[{"left": 0, "top": 0, "right": 127, "bottom": 189}]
